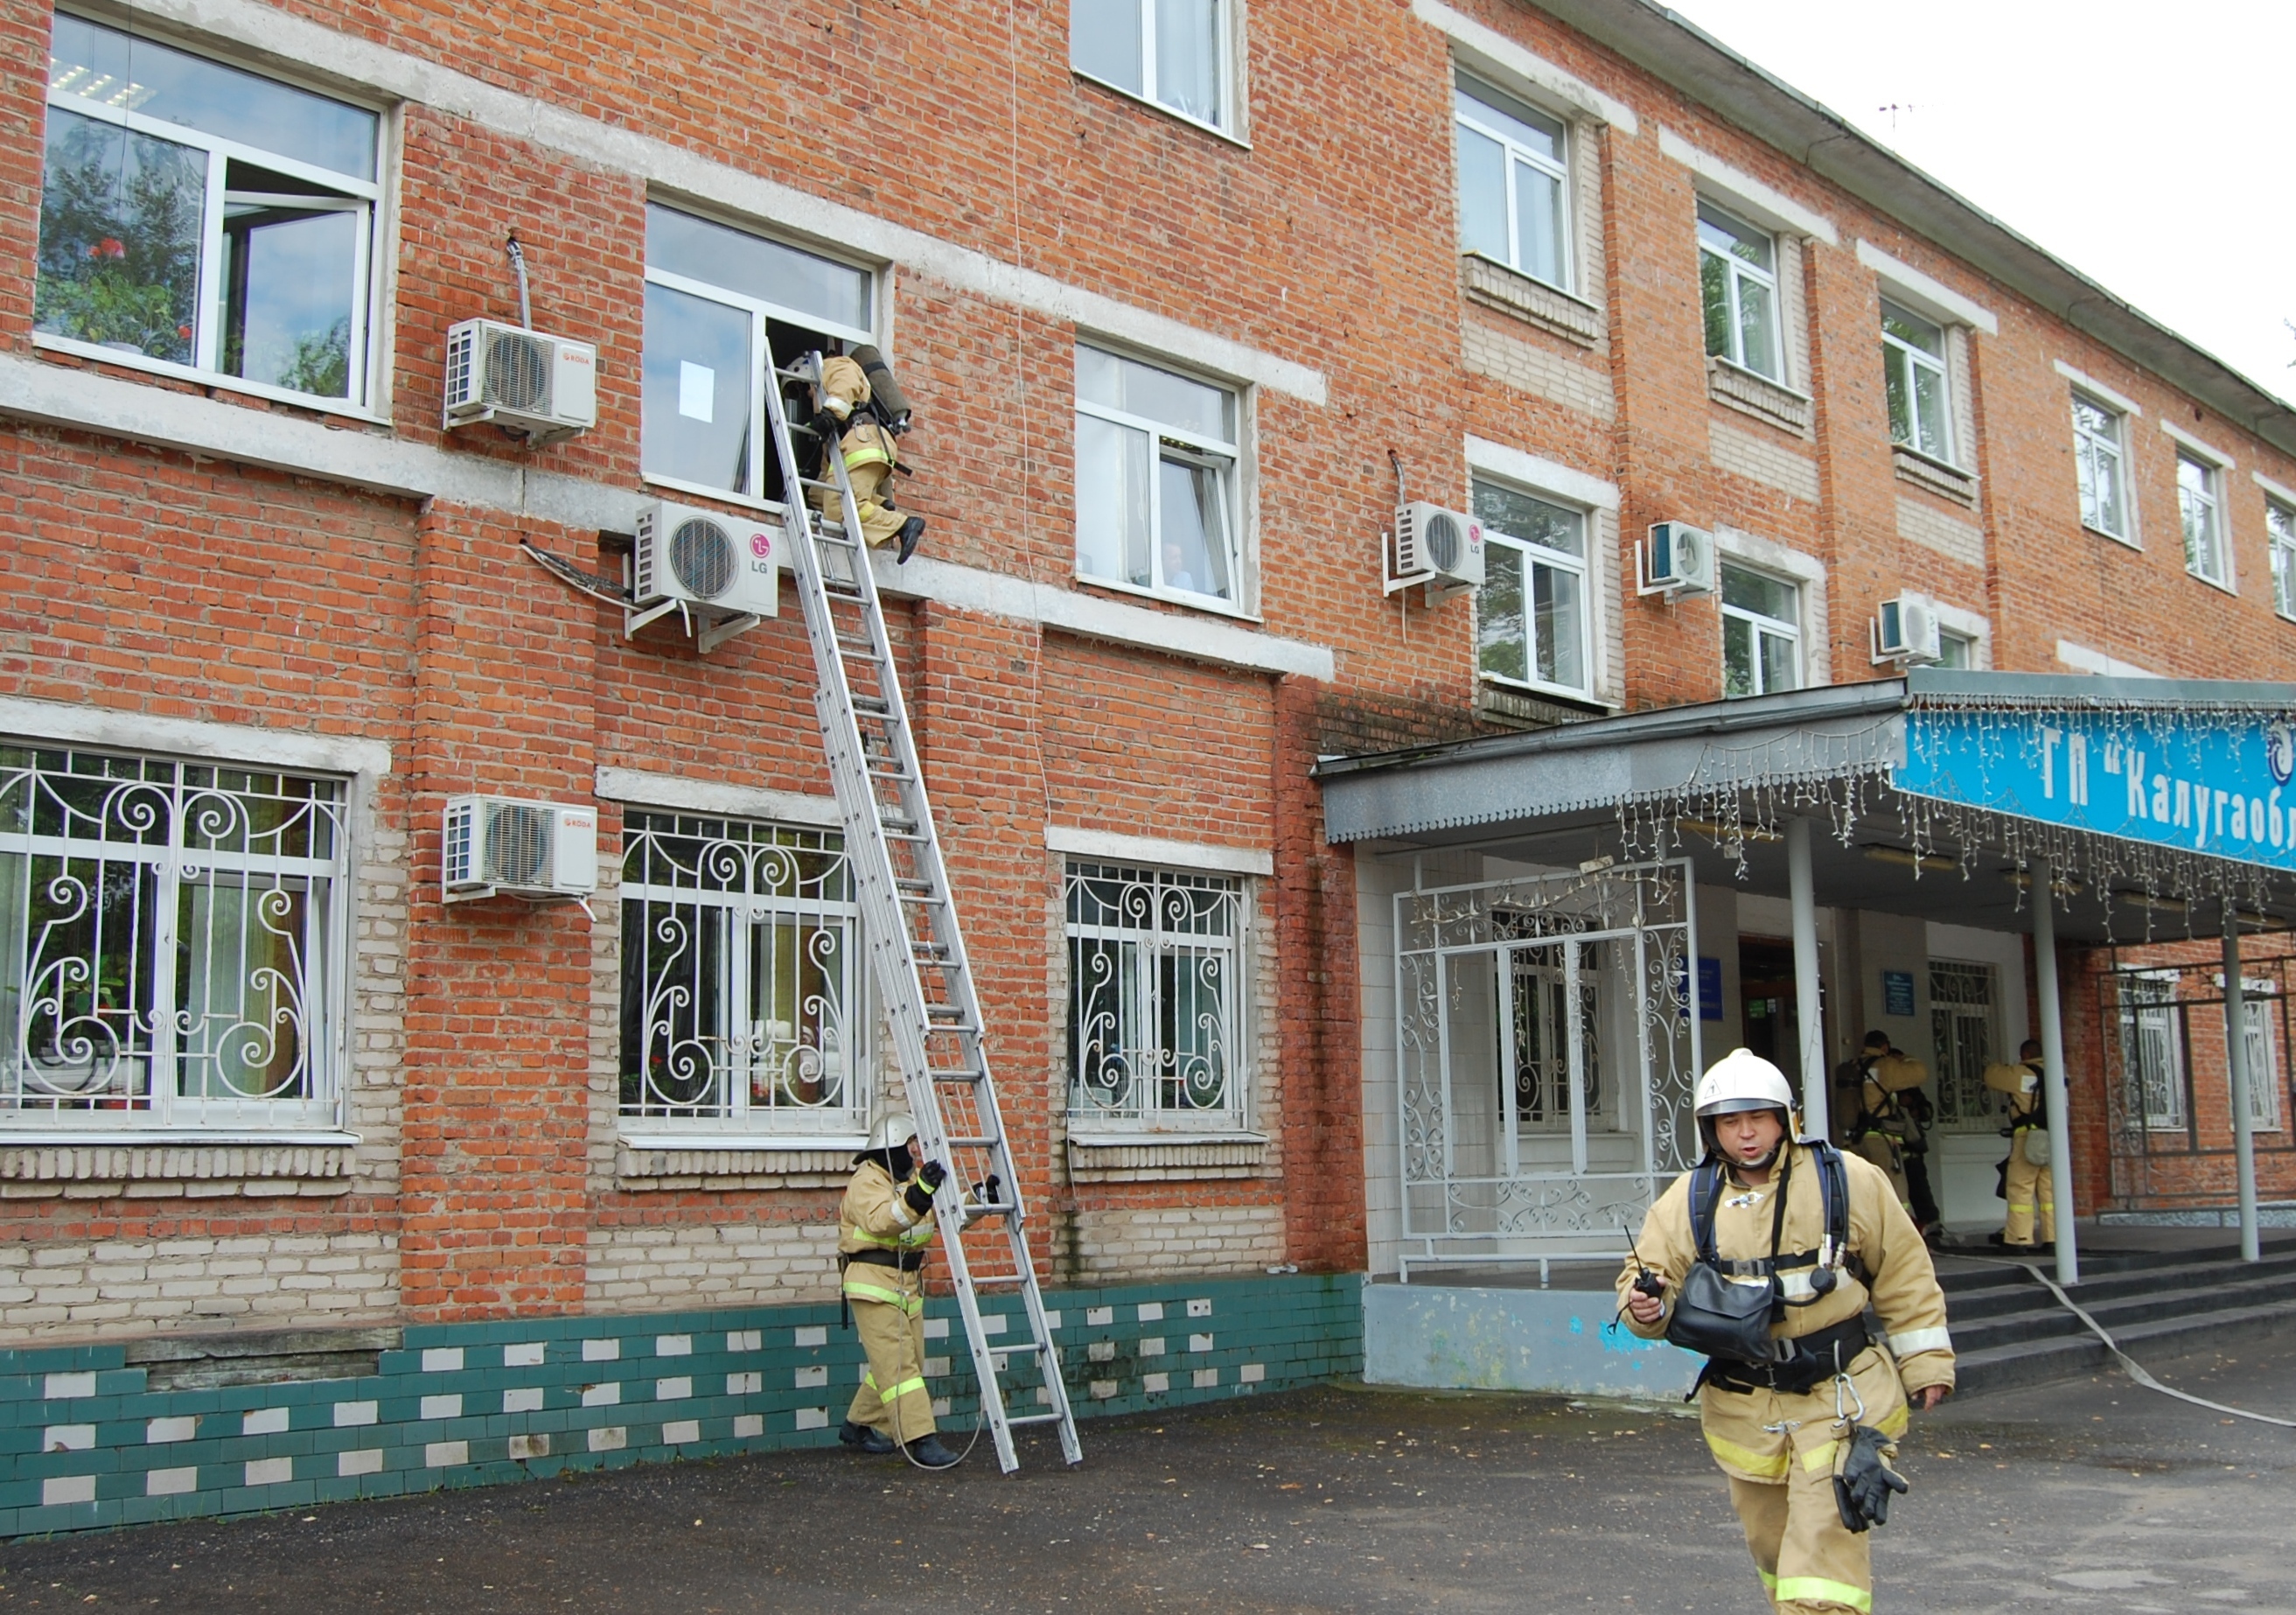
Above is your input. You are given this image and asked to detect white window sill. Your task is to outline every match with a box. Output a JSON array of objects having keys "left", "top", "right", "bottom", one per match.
[
  {"left": 0, "top": 1129, "right": 359, "bottom": 1147},
  {"left": 2186, "top": 566, "right": 2238, "bottom": 597},
  {"left": 2277, "top": 607, "right": 2296, "bottom": 626},
  {"left": 1461, "top": 251, "right": 1591, "bottom": 314},
  {"left": 1478, "top": 670, "right": 1614, "bottom": 710},
  {"left": 31, "top": 334, "right": 388, "bottom": 427},
  {"left": 1707, "top": 353, "right": 1810, "bottom": 402},
  {"left": 618, "top": 1132, "right": 865, "bottom": 1153},
  {"left": 1074, "top": 570, "right": 1262, "bottom": 623},
  {"left": 1067, "top": 1129, "right": 1266, "bottom": 1148},
  {"left": 639, "top": 473, "right": 792, "bottom": 521},
  {"left": 2083, "top": 520, "right": 2141, "bottom": 550},
  {"left": 1070, "top": 68, "right": 1250, "bottom": 149}
]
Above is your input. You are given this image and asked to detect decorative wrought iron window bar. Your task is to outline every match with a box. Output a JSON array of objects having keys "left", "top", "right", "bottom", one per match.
[
  {"left": 618, "top": 811, "right": 864, "bottom": 1135},
  {"left": 1065, "top": 860, "right": 1245, "bottom": 1132},
  {"left": 0, "top": 745, "right": 346, "bottom": 1130}
]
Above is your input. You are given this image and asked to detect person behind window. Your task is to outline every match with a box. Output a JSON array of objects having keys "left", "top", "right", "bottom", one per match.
[{"left": 809, "top": 346, "right": 925, "bottom": 563}]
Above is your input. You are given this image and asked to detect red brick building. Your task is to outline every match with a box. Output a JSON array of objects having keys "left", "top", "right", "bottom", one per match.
[{"left": 0, "top": 0, "right": 2289, "bottom": 1527}]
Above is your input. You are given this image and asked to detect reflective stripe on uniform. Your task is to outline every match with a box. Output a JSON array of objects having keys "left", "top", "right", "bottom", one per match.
[
  {"left": 1800, "top": 1440, "right": 1839, "bottom": 1473},
  {"left": 1774, "top": 1575, "right": 1872, "bottom": 1611},
  {"left": 878, "top": 1375, "right": 926, "bottom": 1402},
  {"left": 845, "top": 440, "right": 894, "bottom": 471},
  {"left": 1890, "top": 1325, "right": 1952, "bottom": 1357},
  {"left": 1758, "top": 1570, "right": 1778, "bottom": 1592},
  {"left": 1878, "top": 1403, "right": 1908, "bottom": 1438},
  {"left": 842, "top": 1278, "right": 925, "bottom": 1315},
  {"left": 1704, "top": 1430, "right": 1790, "bottom": 1478}
]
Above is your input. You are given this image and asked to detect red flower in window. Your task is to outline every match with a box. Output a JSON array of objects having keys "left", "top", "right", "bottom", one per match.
[
  {"left": 177, "top": 325, "right": 192, "bottom": 339},
  {"left": 89, "top": 237, "right": 126, "bottom": 259}
]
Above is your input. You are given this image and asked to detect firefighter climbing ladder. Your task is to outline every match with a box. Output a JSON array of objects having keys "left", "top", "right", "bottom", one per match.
[{"left": 760, "top": 355, "right": 1082, "bottom": 1475}]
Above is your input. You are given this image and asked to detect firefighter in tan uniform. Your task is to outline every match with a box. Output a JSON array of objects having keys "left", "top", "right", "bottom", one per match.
[
  {"left": 1620, "top": 1051, "right": 1956, "bottom": 1614},
  {"left": 836, "top": 1113, "right": 960, "bottom": 1468},
  {"left": 809, "top": 351, "right": 925, "bottom": 563},
  {"left": 1986, "top": 1039, "right": 2054, "bottom": 1251}
]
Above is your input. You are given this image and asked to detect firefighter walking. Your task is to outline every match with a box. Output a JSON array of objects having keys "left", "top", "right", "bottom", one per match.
[
  {"left": 1987, "top": 1038, "right": 2055, "bottom": 1252},
  {"left": 1619, "top": 1050, "right": 1956, "bottom": 1613},
  {"left": 837, "top": 1113, "right": 960, "bottom": 1468}
]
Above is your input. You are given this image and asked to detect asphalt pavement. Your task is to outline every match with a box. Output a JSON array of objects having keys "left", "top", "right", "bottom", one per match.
[{"left": 3, "top": 1331, "right": 2292, "bottom": 1613}]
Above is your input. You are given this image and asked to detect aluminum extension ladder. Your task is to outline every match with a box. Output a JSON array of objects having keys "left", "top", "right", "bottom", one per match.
[{"left": 760, "top": 355, "right": 1082, "bottom": 1474}]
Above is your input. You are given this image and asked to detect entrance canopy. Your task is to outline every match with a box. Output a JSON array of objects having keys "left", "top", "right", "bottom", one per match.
[{"left": 1317, "top": 671, "right": 2296, "bottom": 945}]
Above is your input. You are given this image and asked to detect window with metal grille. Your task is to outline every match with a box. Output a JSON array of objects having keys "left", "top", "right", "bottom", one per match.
[
  {"left": 1065, "top": 860, "right": 1245, "bottom": 1132},
  {"left": 1928, "top": 960, "right": 1998, "bottom": 1130},
  {"left": 618, "top": 812, "right": 864, "bottom": 1134},
  {"left": 2241, "top": 993, "right": 2284, "bottom": 1132},
  {"left": 0, "top": 745, "right": 345, "bottom": 1129},
  {"left": 2118, "top": 975, "right": 2186, "bottom": 1131}
]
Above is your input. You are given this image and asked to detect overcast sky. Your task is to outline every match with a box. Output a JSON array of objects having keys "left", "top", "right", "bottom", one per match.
[{"left": 1662, "top": 1, "right": 2296, "bottom": 408}]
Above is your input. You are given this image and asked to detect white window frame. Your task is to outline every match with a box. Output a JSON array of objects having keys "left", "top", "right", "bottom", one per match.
[
  {"left": 1881, "top": 297, "right": 1954, "bottom": 465},
  {"left": 1471, "top": 477, "right": 1593, "bottom": 703},
  {"left": 618, "top": 808, "right": 869, "bottom": 1142},
  {"left": 1064, "top": 858, "right": 1249, "bottom": 1137},
  {"left": 641, "top": 203, "right": 876, "bottom": 513},
  {"left": 2176, "top": 451, "right": 2229, "bottom": 588},
  {"left": 1069, "top": 0, "right": 1239, "bottom": 140},
  {"left": 35, "top": 13, "right": 386, "bottom": 419},
  {"left": 1697, "top": 199, "right": 1783, "bottom": 381},
  {"left": 1454, "top": 72, "right": 1574, "bottom": 293},
  {"left": 2241, "top": 990, "right": 2284, "bottom": 1133},
  {"left": 2120, "top": 972, "right": 2187, "bottom": 1132},
  {"left": 2268, "top": 497, "right": 2296, "bottom": 622},
  {"left": 1719, "top": 562, "right": 1802, "bottom": 698},
  {"left": 0, "top": 741, "right": 351, "bottom": 1136},
  {"left": 2071, "top": 392, "right": 2132, "bottom": 542},
  {"left": 1072, "top": 342, "right": 1249, "bottom": 616}
]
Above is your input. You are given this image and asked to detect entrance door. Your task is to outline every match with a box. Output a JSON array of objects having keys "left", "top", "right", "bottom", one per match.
[{"left": 1739, "top": 936, "right": 1807, "bottom": 1089}]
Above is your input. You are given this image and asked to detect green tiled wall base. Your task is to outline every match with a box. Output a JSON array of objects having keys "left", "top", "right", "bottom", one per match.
[{"left": 0, "top": 1273, "right": 1362, "bottom": 1538}]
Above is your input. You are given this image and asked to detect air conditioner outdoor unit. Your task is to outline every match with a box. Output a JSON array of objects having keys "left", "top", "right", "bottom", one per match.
[
  {"left": 442, "top": 318, "right": 598, "bottom": 444},
  {"left": 1872, "top": 591, "right": 1944, "bottom": 665},
  {"left": 632, "top": 501, "right": 779, "bottom": 619},
  {"left": 1392, "top": 501, "right": 1485, "bottom": 588},
  {"left": 442, "top": 796, "right": 598, "bottom": 904},
  {"left": 1638, "top": 521, "right": 1717, "bottom": 597}
]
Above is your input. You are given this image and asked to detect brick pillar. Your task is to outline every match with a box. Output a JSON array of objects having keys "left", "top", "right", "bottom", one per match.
[
  {"left": 401, "top": 503, "right": 597, "bottom": 1319},
  {"left": 911, "top": 600, "right": 1056, "bottom": 1269},
  {"left": 1274, "top": 674, "right": 1365, "bottom": 1271}
]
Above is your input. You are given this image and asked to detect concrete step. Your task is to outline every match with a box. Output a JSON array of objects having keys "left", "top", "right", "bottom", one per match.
[{"left": 1953, "top": 1296, "right": 2296, "bottom": 1396}]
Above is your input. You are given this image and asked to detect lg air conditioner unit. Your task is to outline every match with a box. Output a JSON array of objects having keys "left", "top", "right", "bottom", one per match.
[
  {"left": 442, "top": 796, "right": 598, "bottom": 904},
  {"left": 1392, "top": 501, "right": 1485, "bottom": 588},
  {"left": 632, "top": 501, "right": 779, "bottom": 619},
  {"left": 442, "top": 318, "right": 598, "bottom": 444},
  {"left": 1872, "top": 591, "right": 1944, "bottom": 666},
  {"left": 1638, "top": 521, "right": 1717, "bottom": 597}
]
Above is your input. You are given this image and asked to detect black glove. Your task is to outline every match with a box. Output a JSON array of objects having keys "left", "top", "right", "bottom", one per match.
[
  {"left": 970, "top": 1172, "right": 1003, "bottom": 1209},
  {"left": 1832, "top": 1423, "right": 1909, "bottom": 1533},
  {"left": 918, "top": 1159, "right": 947, "bottom": 1190}
]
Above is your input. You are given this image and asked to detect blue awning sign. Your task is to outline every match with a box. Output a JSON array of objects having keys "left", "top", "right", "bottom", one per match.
[{"left": 1895, "top": 705, "right": 2296, "bottom": 871}]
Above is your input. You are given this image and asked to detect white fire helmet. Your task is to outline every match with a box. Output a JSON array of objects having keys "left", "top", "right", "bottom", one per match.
[
  {"left": 1693, "top": 1048, "right": 1796, "bottom": 1119},
  {"left": 865, "top": 1111, "right": 918, "bottom": 1152}
]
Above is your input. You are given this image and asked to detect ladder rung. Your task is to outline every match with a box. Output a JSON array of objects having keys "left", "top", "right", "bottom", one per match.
[
  {"left": 944, "top": 1134, "right": 997, "bottom": 1148},
  {"left": 964, "top": 1202, "right": 1019, "bottom": 1218},
  {"left": 1005, "top": 1413, "right": 1069, "bottom": 1427},
  {"left": 983, "top": 1339, "right": 1050, "bottom": 1354},
  {"left": 925, "top": 1005, "right": 969, "bottom": 1022},
  {"left": 931, "top": 1068, "right": 983, "bottom": 1084},
  {"left": 967, "top": 1273, "right": 1032, "bottom": 1287}
]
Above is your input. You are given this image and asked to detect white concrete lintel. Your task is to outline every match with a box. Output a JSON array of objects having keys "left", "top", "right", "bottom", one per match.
[
  {"left": 2162, "top": 417, "right": 2235, "bottom": 468},
  {"left": 1045, "top": 825, "right": 1274, "bottom": 877},
  {"left": 1463, "top": 435, "right": 1618, "bottom": 509},
  {"left": 0, "top": 693, "right": 392, "bottom": 777},
  {"left": 2052, "top": 360, "right": 2143, "bottom": 418},
  {"left": 2253, "top": 469, "right": 2296, "bottom": 508},
  {"left": 1412, "top": 0, "right": 1639, "bottom": 134},
  {"left": 2056, "top": 639, "right": 2163, "bottom": 679},
  {"left": 1657, "top": 128, "right": 1838, "bottom": 246},
  {"left": 1855, "top": 241, "right": 1999, "bottom": 336},
  {"left": 595, "top": 767, "right": 841, "bottom": 828},
  {"left": 83, "top": 0, "right": 1325, "bottom": 404}
]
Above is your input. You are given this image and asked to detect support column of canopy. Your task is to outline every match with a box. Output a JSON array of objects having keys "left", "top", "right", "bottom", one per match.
[
  {"left": 1787, "top": 818, "right": 1829, "bottom": 1140},
  {"left": 2223, "top": 916, "right": 2263, "bottom": 1264},
  {"left": 2033, "top": 858, "right": 2079, "bottom": 1287}
]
